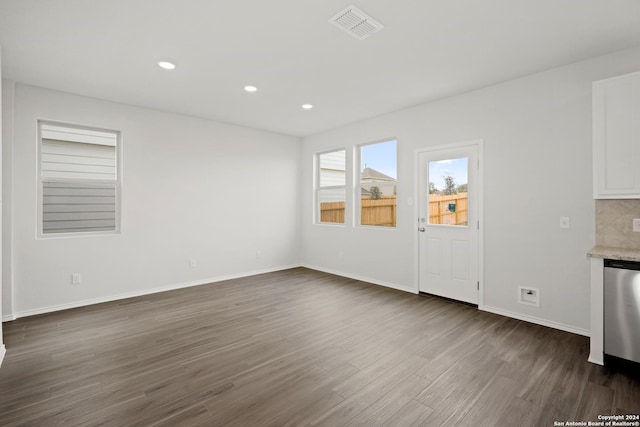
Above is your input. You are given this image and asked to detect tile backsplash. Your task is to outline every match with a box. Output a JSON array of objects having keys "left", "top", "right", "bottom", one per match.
[{"left": 596, "top": 199, "right": 640, "bottom": 249}]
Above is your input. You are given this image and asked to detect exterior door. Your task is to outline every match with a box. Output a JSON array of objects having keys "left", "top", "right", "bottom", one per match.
[{"left": 418, "top": 143, "right": 479, "bottom": 304}]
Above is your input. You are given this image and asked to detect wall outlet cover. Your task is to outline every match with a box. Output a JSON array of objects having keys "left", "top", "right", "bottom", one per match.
[
  {"left": 518, "top": 286, "right": 540, "bottom": 307},
  {"left": 633, "top": 218, "right": 640, "bottom": 232}
]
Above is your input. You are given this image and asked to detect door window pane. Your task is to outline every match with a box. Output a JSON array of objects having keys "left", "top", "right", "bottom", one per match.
[{"left": 428, "top": 157, "right": 468, "bottom": 226}]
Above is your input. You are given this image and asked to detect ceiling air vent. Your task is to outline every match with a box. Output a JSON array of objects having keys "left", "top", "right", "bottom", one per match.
[{"left": 329, "top": 5, "right": 384, "bottom": 40}]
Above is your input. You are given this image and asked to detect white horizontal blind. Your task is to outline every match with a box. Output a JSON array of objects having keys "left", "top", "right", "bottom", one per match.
[
  {"left": 39, "top": 123, "right": 119, "bottom": 235},
  {"left": 43, "top": 182, "right": 117, "bottom": 233},
  {"left": 41, "top": 123, "right": 117, "bottom": 146},
  {"left": 41, "top": 139, "right": 116, "bottom": 180}
]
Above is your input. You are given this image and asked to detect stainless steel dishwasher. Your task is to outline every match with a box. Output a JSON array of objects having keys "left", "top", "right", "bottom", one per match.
[{"left": 604, "top": 258, "right": 640, "bottom": 364}]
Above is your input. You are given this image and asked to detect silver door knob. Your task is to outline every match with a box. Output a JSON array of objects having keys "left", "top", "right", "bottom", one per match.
[{"left": 418, "top": 227, "right": 426, "bottom": 232}]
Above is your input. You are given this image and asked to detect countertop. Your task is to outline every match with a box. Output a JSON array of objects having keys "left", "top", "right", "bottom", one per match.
[{"left": 588, "top": 245, "right": 640, "bottom": 262}]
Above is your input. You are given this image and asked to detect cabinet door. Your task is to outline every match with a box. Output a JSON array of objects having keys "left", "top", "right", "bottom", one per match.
[{"left": 593, "top": 72, "right": 640, "bottom": 198}]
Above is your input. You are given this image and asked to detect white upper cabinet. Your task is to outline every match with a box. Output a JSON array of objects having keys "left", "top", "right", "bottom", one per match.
[{"left": 593, "top": 71, "right": 640, "bottom": 198}]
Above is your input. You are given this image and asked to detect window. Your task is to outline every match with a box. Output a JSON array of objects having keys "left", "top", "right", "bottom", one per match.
[
  {"left": 358, "top": 140, "right": 397, "bottom": 227},
  {"left": 428, "top": 157, "right": 468, "bottom": 226},
  {"left": 316, "top": 149, "right": 346, "bottom": 224},
  {"left": 38, "top": 122, "right": 121, "bottom": 236}
]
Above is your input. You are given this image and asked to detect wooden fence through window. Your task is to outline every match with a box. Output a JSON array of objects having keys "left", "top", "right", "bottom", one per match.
[
  {"left": 320, "top": 193, "right": 468, "bottom": 226},
  {"left": 320, "top": 197, "right": 396, "bottom": 226},
  {"left": 428, "top": 193, "right": 468, "bottom": 225},
  {"left": 319, "top": 201, "right": 346, "bottom": 224}
]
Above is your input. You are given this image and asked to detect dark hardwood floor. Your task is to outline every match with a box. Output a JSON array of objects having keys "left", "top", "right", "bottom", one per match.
[{"left": 0, "top": 267, "right": 638, "bottom": 426}]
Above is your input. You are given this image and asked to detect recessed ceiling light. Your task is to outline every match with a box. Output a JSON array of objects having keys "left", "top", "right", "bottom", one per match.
[
  {"left": 157, "top": 61, "right": 176, "bottom": 70},
  {"left": 244, "top": 85, "right": 258, "bottom": 92},
  {"left": 302, "top": 104, "right": 313, "bottom": 110}
]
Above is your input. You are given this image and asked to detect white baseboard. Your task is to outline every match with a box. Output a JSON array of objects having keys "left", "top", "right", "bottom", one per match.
[
  {"left": 0, "top": 344, "right": 6, "bottom": 367},
  {"left": 588, "top": 353, "right": 604, "bottom": 366},
  {"left": 2, "top": 264, "right": 591, "bottom": 343},
  {"left": 481, "top": 305, "right": 590, "bottom": 337},
  {"left": 302, "top": 264, "right": 418, "bottom": 294},
  {"left": 304, "top": 267, "right": 591, "bottom": 338},
  {"left": 302, "top": 267, "right": 591, "bottom": 338},
  {"left": 3, "top": 264, "right": 301, "bottom": 321}
]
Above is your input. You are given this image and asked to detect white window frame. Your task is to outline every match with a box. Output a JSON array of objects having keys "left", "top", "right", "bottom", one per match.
[
  {"left": 315, "top": 148, "right": 347, "bottom": 225},
  {"left": 356, "top": 139, "right": 398, "bottom": 228},
  {"left": 37, "top": 120, "right": 122, "bottom": 238}
]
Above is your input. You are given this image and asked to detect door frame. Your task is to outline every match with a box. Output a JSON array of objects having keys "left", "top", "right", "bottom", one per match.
[{"left": 414, "top": 140, "right": 484, "bottom": 308}]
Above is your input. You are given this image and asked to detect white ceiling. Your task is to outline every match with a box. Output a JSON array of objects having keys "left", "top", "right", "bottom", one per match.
[{"left": 1, "top": 0, "right": 640, "bottom": 137}]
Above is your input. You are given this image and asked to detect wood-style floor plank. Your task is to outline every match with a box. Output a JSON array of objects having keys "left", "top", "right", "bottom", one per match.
[{"left": 0, "top": 267, "right": 638, "bottom": 426}]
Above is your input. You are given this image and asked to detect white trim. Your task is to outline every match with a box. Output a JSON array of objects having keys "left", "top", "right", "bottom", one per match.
[
  {"left": 302, "top": 264, "right": 417, "bottom": 294},
  {"left": 477, "top": 141, "right": 484, "bottom": 309},
  {"left": 481, "top": 305, "right": 590, "bottom": 337},
  {"left": 589, "top": 257, "right": 604, "bottom": 365},
  {"left": 6, "top": 80, "right": 16, "bottom": 321},
  {"left": 2, "top": 264, "right": 593, "bottom": 347},
  {"left": 588, "top": 354, "right": 604, "bottom": 366},
  {"left": 3, "top": 264, "right": 300, "bottom": 321},
  {"left": 315, "top": 148, "right": 347, "bottom": 225},
  {"left": 313, "top": 222, "right": 346, "bottom": 228},
  {"left": 303, "top": 266, "right": 590, "bottom": 338},
  {"left": 0, "top": 345, "right": 6, "bottom": 367},
  {"left": 37, "top": 120, "right": 123, "bottom": 238},
  {"left": 41, "top": 123, "right": 118, "bottom": 146},
  {"left": 355, "top": 138, "right": 397, "bottom": 228},
  {"left": 414, "top": 139, "right": 484, "bottom": 307}
]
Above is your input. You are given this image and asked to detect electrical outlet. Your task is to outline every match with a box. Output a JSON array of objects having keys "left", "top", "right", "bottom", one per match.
[
  {"left": 190, "top": 259, "right": 197, "bottom": 268},
  {"left": 256, "top": 250, "right": 262, "bottom": 259},
  {"left": 633, "top": 218, "right": 640, "bottom": 232},
  {"left": 71, "top": 273, "right": 81, "bottom": 285}
]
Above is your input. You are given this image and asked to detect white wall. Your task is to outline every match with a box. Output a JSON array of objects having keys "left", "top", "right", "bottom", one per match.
[
  {"left": 3, "top": 47, "right": 640, "bottom": 340},
  {"left": 301, "top": 46, "right": 640, "bottom": 335},
  {"left": 0, "top": 47, "right": 5, "bottom": 365},
  {"left": 1, "top": 81, "right": 11, "bottom": 324},
  {"left": 2, "top": 83, "right": 301, "bottom": 318}
]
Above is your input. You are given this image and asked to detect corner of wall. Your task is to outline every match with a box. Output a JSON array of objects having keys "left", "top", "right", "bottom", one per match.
[
  {"left": 294, "top": 135, "right": 305, "bottom": 264},
  {"left": 0, "top": 47, "right": 4, "bottom": 350},
  {"left": 1, "top": 78, "right": 15, "bottom": 322}
]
